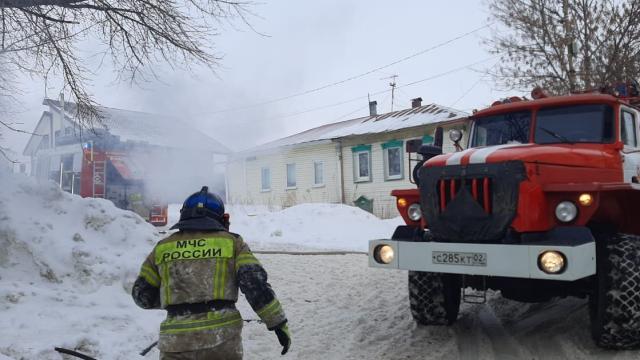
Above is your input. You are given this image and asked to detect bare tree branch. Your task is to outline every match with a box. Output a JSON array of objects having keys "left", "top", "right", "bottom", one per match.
[
  {"left": 486, "top": 0, "right": 640, "bottom": 94},
  {"left": 0, "top": 0, "right": 256, "bottom": 129},
  {"left": 0, "top": 146, "right": 18, "bottom": 164}
]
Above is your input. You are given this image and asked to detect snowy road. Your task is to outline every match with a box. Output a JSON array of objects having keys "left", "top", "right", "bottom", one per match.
[
  {"left": 3, "top": 175, "right": 640, "bottom": 360},
  {"left": 232, "top": 253, "right": 640, "bottom": 360}
]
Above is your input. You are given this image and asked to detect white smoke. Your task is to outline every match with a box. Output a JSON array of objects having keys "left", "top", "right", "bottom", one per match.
[{"left": 128, "top": 146, "right": 227, "bottom": 204}]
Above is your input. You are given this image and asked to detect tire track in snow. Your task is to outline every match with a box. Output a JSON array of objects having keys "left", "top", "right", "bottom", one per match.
[
  {"left": 476, "top": 304, "right": 523, "bottom": 359},
  {"left": 453, "top": 305, "right": 482, "bottom": 360},
  {"left": 506, "top": 299, "right": 586, "bottom": 360},
  {"left": 239, "top": 254, "right": 640, "bottom": 360}
]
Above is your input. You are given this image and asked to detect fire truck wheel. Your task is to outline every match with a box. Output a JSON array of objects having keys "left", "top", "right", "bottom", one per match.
[
  {"left": 408, "top": 271, "right": 461, "bottom": 325},
  {"left": 589, "top": 233, "right": 640, "bottom": 349}
]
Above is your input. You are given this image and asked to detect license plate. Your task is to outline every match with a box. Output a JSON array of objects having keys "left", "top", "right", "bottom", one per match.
[{"left": 432, "top": 251, "right": 487, "bottom": 267}]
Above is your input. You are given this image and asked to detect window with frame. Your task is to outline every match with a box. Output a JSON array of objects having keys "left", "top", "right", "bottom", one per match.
[
  {"left": 352, "top": 146, "right": 371, "bottom": 182},
  {"left": 261, "top": 167, "right": 271, "bottom": 191},
  {"left": 622, "top": 111, "right": 638, "bottom": 147},
  {"left": 286, "top": 163, "right": 296, "bottom": 188},
  {"left": 382, "top": 140, "right": 404, "bottom": 180},
  {"left": 313, "top": 160, "right": 324, "bottom": 186}
]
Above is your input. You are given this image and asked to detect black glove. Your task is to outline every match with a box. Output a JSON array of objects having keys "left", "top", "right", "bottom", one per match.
[
  {"left": 131, "top": 277, "right": 160, "bottom": 309},
  {"left": 274, "top": 323, "right": 291, "bottom": 355}
]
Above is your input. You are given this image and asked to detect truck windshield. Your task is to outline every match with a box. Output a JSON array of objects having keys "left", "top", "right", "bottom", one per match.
[
  {"left": 471, "top": 111, "right": 531, "bottom": 147},
  {"left": 534, "top": 104, "right": 614, "bottom": 144}
]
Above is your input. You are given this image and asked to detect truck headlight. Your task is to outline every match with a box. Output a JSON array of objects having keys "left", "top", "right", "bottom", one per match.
[
  {"left": 407, "top": 203, "right": 422, "bottom": 221},
  {"left": 449, "top": 129, "right": 463, "bottom": 142},
  {"left": 374, "top": 245, "right": 395, "bottom": 264},
  {"left": 555, "top": 201, "right": 578, "bottom": 223},
  {"left": 538, "top": 251, "right": 566, "bottom": 274}
]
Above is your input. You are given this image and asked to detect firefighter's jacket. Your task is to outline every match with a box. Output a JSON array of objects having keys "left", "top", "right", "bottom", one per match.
[{"left": 132, "top": 230, "right": 287, "bottom": 353}]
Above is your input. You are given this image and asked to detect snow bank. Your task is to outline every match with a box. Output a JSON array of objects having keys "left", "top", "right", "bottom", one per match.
[
  {"left": 168, "top": 203, "right": 403, "bottom": 252},
  {"left": 231, "top": 203, "right": 402, "bottom": 251},
  {"left": 0, "top": 170, "right": 163, "bottom": 359},
  {"left": 0, "top": 172, "right": 401, "bottom": 359}
]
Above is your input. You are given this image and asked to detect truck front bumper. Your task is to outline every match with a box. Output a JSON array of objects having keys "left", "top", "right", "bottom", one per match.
[{"left": 369, "top": 228, "right": 596, "bottom": 281}]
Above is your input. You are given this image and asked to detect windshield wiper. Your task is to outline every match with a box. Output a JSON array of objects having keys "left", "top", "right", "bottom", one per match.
[{"left": 539, "top": 127, "right": 574, "bottom": 144}]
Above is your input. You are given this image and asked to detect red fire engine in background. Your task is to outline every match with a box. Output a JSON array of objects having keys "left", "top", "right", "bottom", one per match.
[{"left": 80, "top": 144, "right": 168, "bottom": 226}]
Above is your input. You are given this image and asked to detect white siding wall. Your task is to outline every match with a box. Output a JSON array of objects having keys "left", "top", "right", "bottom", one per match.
[
  {"left": 227, "top": 141, "right": 341, "bottom": 208},
  {"left": 341, "top": 123, "right": 468, "bottom": 218},
  {"left": 226, "top": 120, "right": 469, "bottom": 218}
]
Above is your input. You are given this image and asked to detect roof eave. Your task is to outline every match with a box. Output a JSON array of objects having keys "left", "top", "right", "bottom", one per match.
[{"left": 231, "top": 138, "right": 334, "bottom": 158}]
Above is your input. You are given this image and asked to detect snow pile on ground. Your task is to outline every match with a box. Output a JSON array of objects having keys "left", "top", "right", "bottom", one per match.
[
  {"left": 0, "top": 170, "right": 164, "bottom": 359},
  {"left": 168, "top": 203, "right": 403, "bottom": 252},
  {"left": 0, "top": 173, "right": 402, "bottom": 359}
]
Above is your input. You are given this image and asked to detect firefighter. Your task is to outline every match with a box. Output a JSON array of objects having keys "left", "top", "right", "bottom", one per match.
[{"left": 131, "top": 186, "right": 291, "bottom": 359}]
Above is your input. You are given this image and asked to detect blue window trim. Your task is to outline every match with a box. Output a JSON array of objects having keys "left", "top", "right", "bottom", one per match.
[
  {"left": 381, "top": 139, "right": 403, "bottom": 149},
  {"left": 351, "top": 144, "right": 372, "bottom": 153}
]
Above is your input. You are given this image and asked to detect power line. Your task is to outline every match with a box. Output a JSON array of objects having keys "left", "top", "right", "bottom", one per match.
[
  {"left": 394, "top": 88, "right": 413, "bottom": 107},
  {"left": 263, "top": 57, "right": 496, "bottom": 122},
  {"left": 449, "top": 76, "right": 486, "bottom": 107},
  {"left": 194, "top": 23, "right": 493, "bottom": 117},
  {"left": 335, "top": 104, "right": 370, "bottom": 121},
  {"left": 334, "top": 92, "right": 392, "bottom": 122},
  {"left": 398, "top": 57, "right": 496, "bottom": 89}
]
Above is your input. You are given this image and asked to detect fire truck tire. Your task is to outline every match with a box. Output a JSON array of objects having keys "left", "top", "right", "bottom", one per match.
[
  {"left": 589, "top": 233, "right": 640, "bottom": 349},
  {"left": 408, "top": 271, "right": 461, "bottom": 325}
]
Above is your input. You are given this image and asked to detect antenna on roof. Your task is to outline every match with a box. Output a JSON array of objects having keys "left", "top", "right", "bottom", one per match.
[{"left": 380, "top": 75, "right": 398, "bottom": 112}]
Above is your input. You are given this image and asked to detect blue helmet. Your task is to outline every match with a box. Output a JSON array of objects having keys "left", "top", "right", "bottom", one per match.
[{"left": 170, "top": 186, "right": 226, "bottom": 231}]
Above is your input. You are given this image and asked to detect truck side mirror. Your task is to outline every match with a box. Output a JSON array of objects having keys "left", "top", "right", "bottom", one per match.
[
  {"left": 412, "top": 144, "right": 443, "bottom": 187},
  {"left": 417, "top": 145, "right": 443, "bottom": 160},
  {"left": 433, "top": 126, "right": 444, "bottom": 148},
  {"left": 406, "top": 139, "right": 423, "bottom": 153}
]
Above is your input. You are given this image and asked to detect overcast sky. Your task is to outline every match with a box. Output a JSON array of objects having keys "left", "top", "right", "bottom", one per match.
[{"left": 3, "top": 0, "right": 517, "bottom": 157}]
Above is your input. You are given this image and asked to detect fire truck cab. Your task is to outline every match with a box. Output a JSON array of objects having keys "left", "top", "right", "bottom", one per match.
[{"left": 369, "top": 86, "right": 640, "bottom": 349}]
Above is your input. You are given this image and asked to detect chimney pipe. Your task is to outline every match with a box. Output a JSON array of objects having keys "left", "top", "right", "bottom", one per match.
[
  {"left": 369, "top": 101, "right": 378, "bottom": 116},
  {"left": 411, "top": 97, "right": 423, "bottom": 108}
]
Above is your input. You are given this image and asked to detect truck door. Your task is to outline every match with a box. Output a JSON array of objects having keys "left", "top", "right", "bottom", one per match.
[{"left": 620, "top": 107, "right": 640, "bottom": 183}]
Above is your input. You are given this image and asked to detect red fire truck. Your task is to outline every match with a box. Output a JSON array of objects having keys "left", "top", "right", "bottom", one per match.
[
  {"left": 80, "top": 146, "right": 168, "bottom": 226},
  {"left": 369, "top": 85, "right": 640, "bottom": 349}
]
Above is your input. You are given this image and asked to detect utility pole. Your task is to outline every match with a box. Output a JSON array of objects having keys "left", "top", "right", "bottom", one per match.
[
  {"left": 563, "top": 0, "right": 576, "bottom": 92},
  {"left": 380, "top": 75, "right": 398, "bottom": 112}
]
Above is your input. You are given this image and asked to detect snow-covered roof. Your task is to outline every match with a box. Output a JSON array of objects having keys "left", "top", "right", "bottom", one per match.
[
  {"left": 244, "top": 103, "right": 468, "bottom": 154},
  {"left": 39, "top": 99, "right": 230, "bottom": 154}
]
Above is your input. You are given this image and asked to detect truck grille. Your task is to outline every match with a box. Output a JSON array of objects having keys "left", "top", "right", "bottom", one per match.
[
  {"left": 438, "top": 177, "right": 492, "bottom": 214},
  {"left": 419, "top": 161, "right": 526, "bottom": 243}
]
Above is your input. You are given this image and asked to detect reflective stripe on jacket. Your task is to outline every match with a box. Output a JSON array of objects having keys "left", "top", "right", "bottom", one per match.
[{"left": 133, "top": 230, "right": 287, "bottom": 352}]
